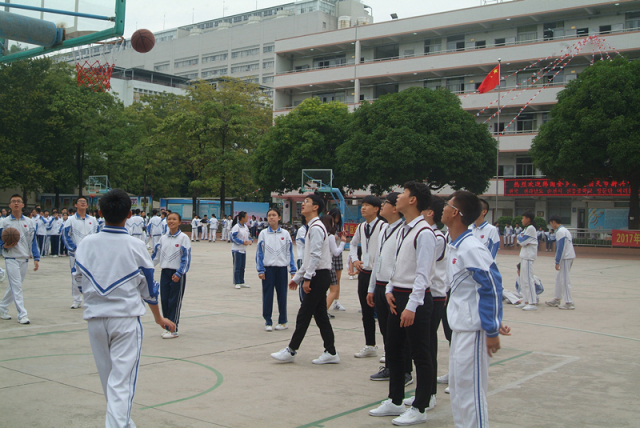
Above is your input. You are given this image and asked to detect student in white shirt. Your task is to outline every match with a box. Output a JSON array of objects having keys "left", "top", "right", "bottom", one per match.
[
  {"left": 225, "top": 215, "right": 233, "bottom": 242},
  {"left": 73, "top": 189, "right": 175, "bottom": 428},
  {"left": 503, "top": 223, "right": 513, "bottom": 247},
  {"left": 369, "top": 182, "right": 436, "bottom": 425},
  {"left": 349, "top": 195, "right": 385, "bottom": 359},
  {"left": 200, "top": 215, "right": 209, "bottom": 241},
  {"left": 48, "top": 211, "right": 61, "bottom": 257},
  {"left": 256, "top": 208, "right": 297, "bottom": 331},
  {"left": 190, "top": 216, "right": 200, "bottom": 242},
  {"left": 295, "top": 217, "right": 308, "bottom": 303},
  {"left": 147, "top": 209, "right": 164, "bottom": 248},
  {"left": 231, "top": 212, "right": 253, "bottom": 288},
  {"left": 271, "top": 194, "right": 339, "bottom": 365},
  {"left": 516, "top": 211, "right": 538, "bottom": 311},
  {"left": 470, "top": 199, "right": 500, "bottom": 259},
  {"left": 152, "top": 212, "right": 191, "bottom": 339},
  {"left": 545, "top": 216, "right": 576, "bottom": 310},
  {"left": 209, "top": 214, "right": 219, "bottom": 242}
]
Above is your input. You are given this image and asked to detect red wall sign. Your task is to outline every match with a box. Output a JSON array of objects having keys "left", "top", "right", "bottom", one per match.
[
  {"left": 612, "top": 230, "right": 640, "bottom": 248},
  {"left": 504, "top": 179, "right": 634, "bottom": 196}
]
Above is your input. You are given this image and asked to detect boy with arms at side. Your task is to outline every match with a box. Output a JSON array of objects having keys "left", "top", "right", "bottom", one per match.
[
  {"left": 73, "top": 189, "right": 175, "bottom": 428},
  {"left": 369, "top": 182, "right": 436, "bottom": 425},
  {"left": 349, "top": 195, "right": 385, "bottom": 359},
  {"left": 545, "top": 215, "right": 576, "bottom": 310},
  {"left": 271, "top": 194, "right": 339, "bottom": 365},
  {"left": 470, "top": 199, "right": 500, "bottom": 259},
  {"left": 441, "top": 191, "right": 503, "bottom": 428},
  {"left": 503, "top": 223, "right": 513, "bottom": 247},
  {"left": 516, "top": 210, "right": 538, "bottom": 311}
]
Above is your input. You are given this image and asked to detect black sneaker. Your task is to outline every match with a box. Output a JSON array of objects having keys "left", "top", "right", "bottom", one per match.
[
  {"left": 328, "top": 313, "right": 335, "bottom": 318},
  {"left": 405, "top": 373, "right": 413, "bottom": 386},
  {"left": 370, "top": 366, "right": 390, "bottom": 381}
]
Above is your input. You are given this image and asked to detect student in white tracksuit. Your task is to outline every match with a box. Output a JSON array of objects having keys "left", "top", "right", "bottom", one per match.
[
  {"left": 147, "top": 210, "right": 164, "bottom": 248},
  {"left": 221, "top": 218, "right": 229, "bottom": 241},
  {"left": 231, "top": 212, "right": 252, "bottom": 288},
  {"left": 545, "top": 216, "right": 576, "bottom": 310},
  {"left": 441, "top": 190, "right": 503, "bottom": 428},
  {"left": 503, "top": 224, "right": 513, "bottom": 247},
  {"left": 516, "top": 211, "right": 538, "bottom": 311},
  {"left": 73, "top": 189, "right": 175, "bottom": 428},
  {"left": 0, "top": 194, "right": 40, "bottom": 325},
  {"left": 36, "top": 212, "right": 52, "bottom": 256},
  {"left": 127, "top": 213, "right": 146, "bottom": 242},
  {"left": 470, "top": 199, "right": 500, "bottom": 259},
  {"left": 190, "top": 216, "right": 200, "bottom": 242},
  {"left": 200, "top": 216, "right": 209, "bottom": 241},
  {"left": 209, "top": 215, "right": 219, "bottom": 242},
  {"left": 225, "top": 216, "right": 233, "bottom": 242},
  {"left": 63, "top": 197, "right": 97, "bottom": 309},
  {"left": 152, "top": 212, "right": 191, "bottom": 339}
]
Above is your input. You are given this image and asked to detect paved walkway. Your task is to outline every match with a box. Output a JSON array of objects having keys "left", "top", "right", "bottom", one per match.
[{"left": 1, "top": 241, "right": 638, "bottom": 427}]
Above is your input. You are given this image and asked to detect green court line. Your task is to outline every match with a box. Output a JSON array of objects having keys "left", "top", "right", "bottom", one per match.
[
  {"left": 504, "top": 319, "right": 640, "bottom": 342},
  {"left": 296, "top": 349, "right": 532, "bottom": 428},
  {"left": 0, "top": 353, "right": 223, "bottom": 410}
]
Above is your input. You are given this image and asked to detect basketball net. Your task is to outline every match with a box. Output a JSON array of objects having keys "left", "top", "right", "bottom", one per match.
[{"left": 72, "top": 37, "right": 125, "bottom": 92}]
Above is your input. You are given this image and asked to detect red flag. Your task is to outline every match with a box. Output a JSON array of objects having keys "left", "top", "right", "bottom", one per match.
[{"left": 478, "top": 65, "right": 500, "bottom": 93}]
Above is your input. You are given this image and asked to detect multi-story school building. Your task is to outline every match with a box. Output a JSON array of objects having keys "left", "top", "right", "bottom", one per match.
[{"left": 270, "top": 0, "right": 640, "bottom": 229}]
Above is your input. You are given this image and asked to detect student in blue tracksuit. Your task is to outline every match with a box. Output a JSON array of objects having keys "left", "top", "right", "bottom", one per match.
[
  {"left": 231, "top": 211, "right": 253, "bottom": 289},
  {"left": 256, "top": 208, "right": 296, "bottom": 332}
]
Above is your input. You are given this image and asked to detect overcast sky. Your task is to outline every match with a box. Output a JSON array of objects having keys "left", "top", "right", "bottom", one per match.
[{"left": 124, "top": 0, "right": 486, "bottom": 36}]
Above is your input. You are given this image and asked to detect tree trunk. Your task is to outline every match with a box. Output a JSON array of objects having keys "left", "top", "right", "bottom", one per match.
[
  {"left": 54, "top": 185, "right": 60, "bottom": 210},
  {"left": 22, "top": 188, "right": 28, "bottom": 206},
  {"left": 77, "top": 143, "right": 84, "bottom": 197},
  {"left": 192, "top": 191, "right": 198, "bottom": 219},
  {"left": 629, "top": 179, "right": 639, "bottom": 230},
  {"left": 220, "top": 133, "right": 226, "bottom": 218}
]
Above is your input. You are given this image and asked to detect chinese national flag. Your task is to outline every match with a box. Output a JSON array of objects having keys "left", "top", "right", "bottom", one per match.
[{"left": 478, "top": 65, "right": 500, "bottom": 93}]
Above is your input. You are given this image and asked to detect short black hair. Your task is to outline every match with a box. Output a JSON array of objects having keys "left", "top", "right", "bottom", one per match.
[
  {"left": 479, "top": 198, "right": 490, "bottom": 213},
  {"left": 161, "top": 211, "right": 167, "bottom": 217},
  {"left": 306, "top": 193, "right": 325, "bottom": 215},
  {"left": 135, "top": 209, "right": 140, "bottom": 215},
  {"left": 522, "top": 210, "right": 535, "bottom": 222},
  {"left": 99, "top": 189, "right": 131, "bottom": 224},
  {"left": 267, "top": 207, "right": 281, "bottom": 217},
  {"left": 152, "top": 209, "right": 158, "bottom": 215},
  {"left": 548, "top": 215, "right": 562, "bottom": 224},
  {"left": 450, "top": 190, "right": 481, "bottom": 227},
  {"left": 10, "top": 194, "right": 23, "bottom": 202},
  {"left": 361, "top": 195, "right": 382, "bottom": 211},
  {"left": 403, "top": 181, "right": 432, "bottom": 212},
  {"left": 429, "top": 195, "right": 445, "bottom": 224},
  {"left": 168, "top": 212, "right": 181, "bottom": 221},
  {"left": 76, "top": 196, "right": 88, "bottom": 203},
  {"left": 44, "top": 210, "right": 49, "bottom": 214},
  {"left": 35, "top": 207, "right": 41, "bottom": 213}
]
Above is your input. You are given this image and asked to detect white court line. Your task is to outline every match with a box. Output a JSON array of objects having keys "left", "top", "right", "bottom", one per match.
[
  {"left": 0, "top": 321, "right": 85, "bottom": 334},
  {"left": 489, "top": 352, "right": 580, "bottom": 397}
]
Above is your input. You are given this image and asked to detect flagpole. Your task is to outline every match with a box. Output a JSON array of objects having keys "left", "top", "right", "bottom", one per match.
[{"left": 495, "top": 58, "right": 502, "bottom": 224}]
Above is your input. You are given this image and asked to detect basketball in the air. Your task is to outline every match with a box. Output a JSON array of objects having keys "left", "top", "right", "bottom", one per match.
[
  {"left": 131, "top": 29, "right": 155, "bottom": 53},
  {"left": 2, "top": 227, "right": 21, "bottom": 247}
]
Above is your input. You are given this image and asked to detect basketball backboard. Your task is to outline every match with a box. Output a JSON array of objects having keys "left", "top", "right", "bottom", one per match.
[
  {"left": 0, "top": 0, "right": 125, "bottom": 63},
  {"left": 302, "top": 169, "right": 333, "bottom": 193}
]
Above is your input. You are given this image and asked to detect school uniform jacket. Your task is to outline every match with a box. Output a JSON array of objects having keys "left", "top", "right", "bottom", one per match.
[
  {"left": 127, "top": 215, "right": 146, "bottom": 237},
  {"left": 295, "top": 226, "right": 307, "bottom": 262},
  {"left": 255, "top": 226, "right": 297, "bottom": 274},
  {"left": 0, "top": 214, "right": 40, "bottom": 261},
  {"left": 446, "top": 229, "right": 502, "bottom": 337},
  {"left": 72, "top": 226, "right": 159, "bottom": 320},
  {"left": 230, "top": 223, "right": 250, "bottom": 253},
  {"left": 470, "top": 221, "right": 500, "bottom": 260},
  {"left": 152, "top": 230, "right": 191, "bottom": 279},
  {"left": 518, "top": 225, "right": 538, "bottom": 260},
  {"left": 63, "top": 213, "right": 97, "bottom": 255},
  {"left": 147, "top": 215, "right": 163, "bottom": 236}
]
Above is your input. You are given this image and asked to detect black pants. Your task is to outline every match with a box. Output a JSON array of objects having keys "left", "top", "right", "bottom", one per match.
[
  {"left": 160, "top": 269, "right": 187, "bottom": 332},
  {"left": 358, "top": 270, "right": 376, "bottom": 346},
  {"left": 430, "top": 297, "right": 446, "bottom": 395},
  {"left": 50, "top": 235, "right": 60, "bottom": 256},
  {"left": 289, "top": 269, "right": 335, "bottom": 354},
  {"left": 387, "top": 289, "right": 433, "bottom": 412},
  {"left": 375, "top": 283, "right": 412, "bottom": 374},
  {"left": 442, "top": 290, "right": 452, "bottom": 343}
]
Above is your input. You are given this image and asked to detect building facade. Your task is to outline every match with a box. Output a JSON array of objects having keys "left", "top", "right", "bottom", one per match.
[{"left": 272, "top": 0, "right": 640, "bottom": 227}]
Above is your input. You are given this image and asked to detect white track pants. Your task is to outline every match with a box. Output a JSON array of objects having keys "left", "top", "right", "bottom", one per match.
[
  {"left": 209, "top": 228, "right": 216, "bottom": 241},
  {"left": 201, "top": 227, "right": 208, "bottom": 241},
  {"left": 519, "top": 259, "right": 536, "bottom": 305},
  {"left": 221, "top": 229, "right": 228, "bottom": 241},
  {"left": 554, "top": 259, "right": 574, "bottom": 303},
  {"left": 88, "top": 316, "right": 142, "bottom": 428},
  {"left": 70, "top": 255, "right": 83, "bottom": 304},
  {"left": 450, "top": 331, "right": 489, "bottom": 428},
  {"left": 0, "top": 259, "right": 29, "bottom": 319}
]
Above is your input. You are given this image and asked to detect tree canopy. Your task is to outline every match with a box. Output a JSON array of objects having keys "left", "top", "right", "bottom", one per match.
[{"left": 530, "top": 58, "right": 640, "bottom": 229}]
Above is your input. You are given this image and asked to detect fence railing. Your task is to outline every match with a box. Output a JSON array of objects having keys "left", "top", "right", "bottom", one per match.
[{"left": 566, "top": 228, "right": 614, "bottom": 247}]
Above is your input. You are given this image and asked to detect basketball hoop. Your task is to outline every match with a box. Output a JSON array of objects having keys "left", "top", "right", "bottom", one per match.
[{"left": 71, "top": 37, "right": 125, "bottom": 92}]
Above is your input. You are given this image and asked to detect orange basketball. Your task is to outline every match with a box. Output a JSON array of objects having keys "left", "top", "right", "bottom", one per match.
[
  {"left": 2, "top": 227, "right": 21, "bottom": 247},
  {"left": 131, "top": 29, "right": 155, "bottom": 53}
]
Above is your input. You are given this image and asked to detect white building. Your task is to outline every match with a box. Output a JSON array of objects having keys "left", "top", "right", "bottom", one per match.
[{"left": 271, "top": 0, "right": 640, "bottom": 227}]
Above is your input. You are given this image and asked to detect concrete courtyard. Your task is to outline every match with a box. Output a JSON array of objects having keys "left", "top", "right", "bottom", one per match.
[{"left": 1, "top": 240, "right": 638, "bottom": 428}]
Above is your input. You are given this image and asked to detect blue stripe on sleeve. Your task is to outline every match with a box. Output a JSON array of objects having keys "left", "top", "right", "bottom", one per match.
[
  {"left": 31, "top": 231, "right": 41, "bottom": 260},
  {"left": 468, "top": 264, "right": 503, "bottom": 337},
  {"left": 555, "top": 237, "right": 565, "bottom": 265},
  {"left": 289, "top": 240, "right": 297, "bottom": 274},
  {"left": 176, "top": 246, "right": 190, "bottom": 278},
  {"left": 231, "top": 231, "right": 244, "bottom": 245},
  {"left": 488, "top": 238, "right": 499, "bottom": 259},
  {"left": 151, "top": 242, "right": 161, "bottom": 264},
  {"left": 63, "top": 226, "right": 76, "bottom": 253},
  {"left": 256, "top": 240, "right": 265, "bottom": 274},
  {"left": 139, "top": 266, "right": 159, "bottom": 303}
]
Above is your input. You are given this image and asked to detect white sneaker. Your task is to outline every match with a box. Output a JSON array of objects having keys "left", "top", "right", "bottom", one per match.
[
  {"left": 354, "top": 345, "right": 378, "bottom": 358},
  {"left": 162, "top": 331, "right": 178, "bottom": 339},
  {"left": 392, "top": 407, "right": 427, "bottom": 426},
  {"left": 70, "top": 302, "right": 81, "bottom": 309},
  {"left": 239, "top": 284, "right": 250, "bottom": 288},
  {"left": 522, "top": 304, "right": 537, "bottom": 311},
  {"left": 312, "top": 351, "right": 340, "bottom": 364},
  {"left": 349, "top": 275, "right": 355, "bottom": 280},
  {"left": 427, "top": 395, "right": 436, "bottom": 411},
  {"left": 515, "top": 302, "right": 527, "bottom": 309},
  {"left": 444, "top": 387, "right": 450, "bottom": 394},
  {"left": 333, "top": 301, "right": 346, "bottom": 311},
  {"left": 274, "top": 323, "right": 288, "bottom": 330},
  {"left": 161, "top": 329, "right": 168, "bottom": 337},
  {"left": 52, "top": 255, "right": 58, "bottom": 258},
  {"left": 403, "top": 396, "right": 415, "bottom": 406},
  {"left": 559, "top": 302, "right": 575, "bottom": 310},
  {"left": 234, "top": 284, "right": 241, "bottom": 289},
  {"left": 19, "top": 317, "right": 30, "bottom": 325},
  {"left": 271, "top": 347, "right": 295, "bottom": 363},
  {"left": 437, "top": 373, "right": 449, "bottom": 384},
  {"left": 265, "top": 325, "right": 273, "bottom": 332},
  {"left": 380, "top": 353, "right": 386, "bottom": 364},
  {"left": 369, "top": 399, "right": 405, "bottom": 417},
  {"left": 0, "top": 312, "right": 11, "bottom": 320}
]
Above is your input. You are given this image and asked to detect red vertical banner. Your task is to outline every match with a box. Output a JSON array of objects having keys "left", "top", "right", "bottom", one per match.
[
  {"left": 344, "top": 223, "right": 359, "bottom": 237},
  {"left": 612, "top": 230, "right": 640, "bottom": 247}
]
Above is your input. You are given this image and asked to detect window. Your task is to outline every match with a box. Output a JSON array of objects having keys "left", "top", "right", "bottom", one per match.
[
  {"left": 515, "top": 198, "right": 536, "bottom": 214},
  {"left": 175, "top": 58, "right": 198, "bottom": 68},
  {"left": 516, "top": 156, "right": 535, "bottom": 177},
  {"left": 231, "top": 47, "right": 260, "bottom": 59},
  {"left": 577, "top": 27, "right": 589, "bottom": 37},
  {"left": 313, "top": 54, "right": 347, "bottom": 69},
  {"left": 446, "top": 35, "right": 465, "bottom": 52},
  {"left": 263, "top": 45, "right": 274, "bottom": 53},
  {"left": 178, "top": 72, "right": 199, "bottom": 80},
  {"left": 374, "top": 84, "right": 398, "bottom": 99},
  {"left": 446, "top": 77, "right": 464, "bottom": 93},
  {"left": 263, "top": 60, "right": 274, "bottom": 69},
  {"left": 154, "top": 63, "right": 170, "bottom": 72},
  {"left": 517, "top": 25, "right": 538, "bottom": 43},
  {"left": 262, "top": 75, "right": 274, "bottom": 84},
  {"left": 313, "top": 91, "right": 346, "bottom": 103},
  {"left": 542, "top": 113, "right": 550, "bottom": 124},
  {"left": 599, "top": 25, "right": 612, "bottom": 35},
  {"left": 202, "top": 52, "right": 228, "bottom": 63},
  {"left": 373, "top": 45, "right": 399, "bottom": 60},
  {"left": 498, "top": 165, "right": 515, "bottom": 177},
  {"left": 493, "top": 122, "right": 505, "bottom": 134},
  {"left": 474, "top": 40, "right": 486, "bottom": 49},
  {"left": 547, "top": 198, "right": 572, "bottom": 225},
  {"left": 403, "top": 49, "right": 415, "bottom": 57},
  {"left": 626, "top": 12, "right": 640, "bottom": 30},
  {"left": 323, "top": 21, "right": 327, "bottom": 28},
  {"left": 295, "top": 64, "right": 310, "bottom": 71},
  {"left": 494, "top": 37, "right": 506, "bottom": 47},
  {"left": 231, "top": 63, "right": 259, "bottom": 73},
  {"left": 424, "top": 79, "right": 441, "bottom": 90},
  {"left": 243, "top": 76, "right": 259, "bottom": 84},
  {"left": 516, "top": 113, "right": 536, "bottom": 133},
  {"left": 424, "top": 39, "right": 442, "bottom": 54},
  {"left": 202, "top": 67, "right": 228, "bottom": 78},
  {"left": 543, "top": 21, "right": 564, "bottom": 41}
]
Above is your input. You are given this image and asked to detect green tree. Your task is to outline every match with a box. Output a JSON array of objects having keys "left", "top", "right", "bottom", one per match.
[
  {"left": 337, "top": 87, "right": 497, "bottom": 195},
  {"left": 530, "top": 58, "right": 640, "bottom": 229},
  {"left": 253, "top": 97, "right": 351, "bottom": 193}
]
